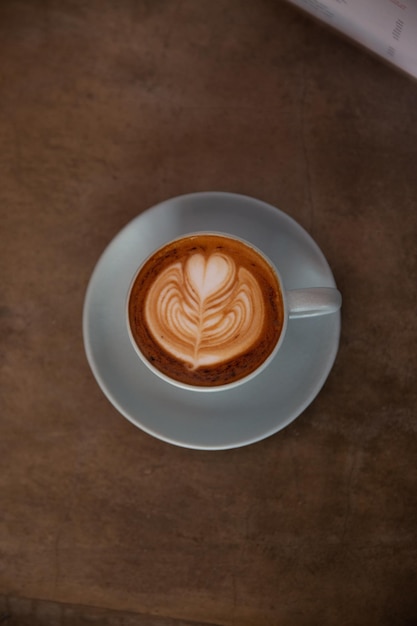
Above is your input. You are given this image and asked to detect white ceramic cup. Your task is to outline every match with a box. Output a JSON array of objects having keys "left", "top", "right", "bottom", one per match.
[{"left": 126, "top": 232, "right": 342, "bottom": 392}]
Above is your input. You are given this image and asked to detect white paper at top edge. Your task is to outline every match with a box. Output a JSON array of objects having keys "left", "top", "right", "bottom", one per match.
[{"left": 287, "top": 0, "right": 417, "bottom": 79}]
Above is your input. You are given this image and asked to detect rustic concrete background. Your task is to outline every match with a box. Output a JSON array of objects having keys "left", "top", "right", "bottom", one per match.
[{"left": 1, "top": 1, "right": 417, "bottom": 625}]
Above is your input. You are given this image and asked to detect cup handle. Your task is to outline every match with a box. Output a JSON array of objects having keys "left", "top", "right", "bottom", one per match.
[{"left": 287, "top": 288, "right": 342, "bottom": 319}]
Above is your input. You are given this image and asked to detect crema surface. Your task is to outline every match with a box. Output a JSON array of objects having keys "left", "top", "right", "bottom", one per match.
[{"left": 128, "top": 234, "right": 284, "bottom": 387}]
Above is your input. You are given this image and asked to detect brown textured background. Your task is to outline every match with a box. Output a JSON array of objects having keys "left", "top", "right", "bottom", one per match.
[{"left": 1, "top": 1, "right": 417, "bottom": 625}]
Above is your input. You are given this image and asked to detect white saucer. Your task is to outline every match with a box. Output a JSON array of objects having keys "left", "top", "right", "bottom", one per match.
[{"left": 83, "top": 192, "right": 341, "bottom": 450}]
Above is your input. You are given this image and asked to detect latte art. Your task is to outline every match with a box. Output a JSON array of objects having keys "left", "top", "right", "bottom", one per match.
[
  {"left": 128, "top": 233, "right": 284, "bottom": 388},
  {"left": 145, "top": 252, "right": 264, "bottom": 369}
]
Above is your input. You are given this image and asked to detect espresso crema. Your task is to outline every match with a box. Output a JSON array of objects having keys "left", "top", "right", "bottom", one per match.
[{"left": 128, "top": 234, "right": 284, "bottom": 387}]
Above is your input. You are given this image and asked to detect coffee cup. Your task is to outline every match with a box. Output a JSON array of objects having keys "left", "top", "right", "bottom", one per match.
[{"left": 126, "top": 232, "right": 341, "bottom": 392}]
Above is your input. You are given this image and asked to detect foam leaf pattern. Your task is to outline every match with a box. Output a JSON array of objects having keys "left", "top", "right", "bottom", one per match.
[{"left": 145, "top": 252, "right": 265, "bottom": 369}]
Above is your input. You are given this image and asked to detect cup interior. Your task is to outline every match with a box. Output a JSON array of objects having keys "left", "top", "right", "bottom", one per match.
[{"left": 126, "top": 231, "right": 288, "bottom": 392}]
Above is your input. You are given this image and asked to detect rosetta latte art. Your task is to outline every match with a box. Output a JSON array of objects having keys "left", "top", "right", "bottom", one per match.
[{"left": 145, "top": 252, "right": 265, "bottom": 369}]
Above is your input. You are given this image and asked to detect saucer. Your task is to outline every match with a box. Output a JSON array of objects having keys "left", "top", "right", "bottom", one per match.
[{"left": 83, "top": 192, "right": 341, "bottom": 450}]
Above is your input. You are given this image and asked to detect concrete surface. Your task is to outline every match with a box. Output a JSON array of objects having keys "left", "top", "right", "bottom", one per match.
[{"left": 1, "top": 1, "right": 417, "bottom": 625}]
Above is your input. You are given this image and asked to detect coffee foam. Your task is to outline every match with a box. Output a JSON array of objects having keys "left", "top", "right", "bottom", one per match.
[
  {"left": 145, "top": 252, "right": 264, "bottom": 369},
  {"left": 128, "top": 234, "right": 284, "bottom": 387}
]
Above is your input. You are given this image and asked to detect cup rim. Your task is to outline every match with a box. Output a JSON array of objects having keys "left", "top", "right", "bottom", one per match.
[{"left": 126, "top": 230, "right": 288, "bottom": 392}]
